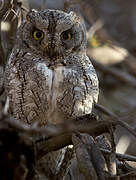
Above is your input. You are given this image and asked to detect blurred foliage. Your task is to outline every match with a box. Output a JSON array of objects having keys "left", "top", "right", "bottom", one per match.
[{"left": 90, "top": 35, "right": 102, "bottom": 48}]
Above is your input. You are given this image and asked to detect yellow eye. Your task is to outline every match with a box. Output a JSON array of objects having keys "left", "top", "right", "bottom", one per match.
[
  {"left": 33, "top": 30, "right": 44, "bottom": 40},
  {"left": 61, "top": 32, "right": 72, "bottom": 41}
]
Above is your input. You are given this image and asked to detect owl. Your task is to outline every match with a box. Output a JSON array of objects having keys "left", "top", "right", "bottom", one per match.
[
  {"left": 4, "top": 9, "right": 99, "bottom": 176},
  {"left": 5, "top": 9, "right": 99, "bottom": 125}
]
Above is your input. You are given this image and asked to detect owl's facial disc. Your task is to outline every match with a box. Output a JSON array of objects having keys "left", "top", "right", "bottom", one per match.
[{"left": 26, "top": 9, "right": 87, "bottom": 59}]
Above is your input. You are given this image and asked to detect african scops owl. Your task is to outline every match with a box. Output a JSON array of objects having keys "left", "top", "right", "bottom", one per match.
[{"left": 5, "top": 9, "right": 99, "bottom": 126}]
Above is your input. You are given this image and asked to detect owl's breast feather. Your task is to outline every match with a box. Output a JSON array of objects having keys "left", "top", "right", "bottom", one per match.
[{"left": 35, "top": 62, "right": 76, "bottom": 115}]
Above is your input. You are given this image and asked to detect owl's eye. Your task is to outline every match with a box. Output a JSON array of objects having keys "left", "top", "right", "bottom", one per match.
[
  {"left": 33, "top": 30, "right": 44, "bottom": 40},
  {"left": 61, "top": 32, "right": 72, "bottom": 41}
]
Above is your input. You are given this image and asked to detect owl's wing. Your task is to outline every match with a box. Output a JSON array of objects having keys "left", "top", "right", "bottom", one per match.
[
  {"left": 67, "top": 55, "right": 99, "bottom": 117},
  {"left": 4, "top": 51, "right": 50, "bottom": 125},
  {"left": 84, "top": 56, "right": 99, "bottom": 104}
]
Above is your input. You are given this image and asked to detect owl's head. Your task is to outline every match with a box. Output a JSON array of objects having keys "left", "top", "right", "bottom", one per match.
[{"left": 17, "top": 9, "right": 87, "bottom": 61}]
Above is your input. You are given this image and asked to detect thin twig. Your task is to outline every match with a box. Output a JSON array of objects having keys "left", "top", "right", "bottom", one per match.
[
  {"left": 95, "top": 103, "right": 136, "bottom": 138},
  {"left": 108, "top": 125, "right": 117, "bottom": 176},
  {"left": 0, "top": 0, "right": 12, "bottom": 20},
  {"left": 91, "top": 58, "right": 136, "bottom": 88},
  {"left": 87, "top": 19, "right": 104, "bottom": 39},
  {"left": 101, "top": 148, "right": 136, "bottom": 162}
]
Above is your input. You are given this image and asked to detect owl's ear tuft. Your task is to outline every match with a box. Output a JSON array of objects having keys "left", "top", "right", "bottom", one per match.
[
  {"left": 69, "top": 11, "right": 77, "bottom": 18},
  {"left": 69, "top": 11, "right": 81, "bottom": 25},
  {"left": 26, "top": 9, "right": 38, "bottom": 21}
]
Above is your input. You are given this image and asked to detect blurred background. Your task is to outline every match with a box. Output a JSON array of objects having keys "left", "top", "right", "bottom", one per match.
[{"left": 1, "top": 0, "right": 136, "bottom": 164}]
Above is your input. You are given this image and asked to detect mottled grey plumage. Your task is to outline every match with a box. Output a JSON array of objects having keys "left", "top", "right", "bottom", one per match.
[{"left": 5, "top": 9, "right": 99, "bottom": 176}]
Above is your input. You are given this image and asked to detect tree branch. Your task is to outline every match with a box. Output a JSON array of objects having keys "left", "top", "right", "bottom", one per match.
[{"left": 95, "top": 103, "right": 136, "bottom": 138}]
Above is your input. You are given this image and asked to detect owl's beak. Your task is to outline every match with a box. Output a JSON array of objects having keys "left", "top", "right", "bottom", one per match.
[
  {"left": 46, "top": 46, "right": 62, "bottom": 59},
  {"left": 48, "top": 47, "right": 54, "bottom": 58}
]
